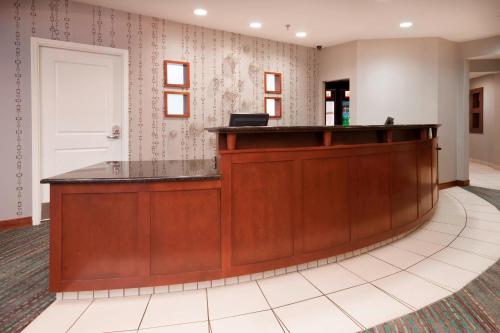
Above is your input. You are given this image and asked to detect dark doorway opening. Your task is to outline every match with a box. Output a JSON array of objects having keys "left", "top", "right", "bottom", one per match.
[{"left": 325, "top": 79, "right": 350, "bottom": 126}]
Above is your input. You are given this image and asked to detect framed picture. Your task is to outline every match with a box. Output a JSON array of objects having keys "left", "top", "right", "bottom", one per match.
[
  {"left": 164, "top": 91, "right": 190, "bottom": 118},
  {"left": 164, "top": 60, "right": 190, "bottom": 88},
  {"left": 264, "top": 96, "right": 282, "bottom": 118},
  {"left": 264, "top": 71, "right": 282, "bottom": 94}
]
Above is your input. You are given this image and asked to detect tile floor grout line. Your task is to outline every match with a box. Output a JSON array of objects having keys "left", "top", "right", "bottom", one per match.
[
  {"left": 297, "top": 270, "right": 365, "bottom": 330},
  {"left": 64, "top": 298, "right": 94, "bottom": 333},
  {"left": 427, "top": 254, "right": 493, "bottom": 274},
  {"left": 136, "top": 294, "right": 152, "bottom": 331},
  {"left": 326, "top": 260, "right": 419, "bottom": 326},
  {"left": 335, "top": 231, "right": 460, "bottom": 306},
  {"left": 447, "top": 244, "right": 497, "bottom": 260},
  {"left": 210, "top": 308, "right": 273, "bottom": 322},
  {"left": 368, "top": 282, "right": 416, "bottom": 311},
  {"left": 387, "top": 191, "right": 469, "bottom": 272},
  {"left": 421, "top": 226, "right": 463, "bottom": 236},
  {"left": 401, "top": 270, "right": 456, "bottom": 294},
  {"left": 138, "top": 319, "right": 208, "bottom": 331},
  {"left": 254, "top": 279, "right": 289, "bottom": 333},
  {"left": 205, "top": 288, "right": 212, "bottom": 333},
  {"left": 456, "top": 223, "right": 500, "bottom": 233},
  {"left": 386, "top": 189, "right": 476, "bottom": 293},
  {"left": 455, "top": 234, "right": 500, "bottom": 246},
  {"left": 411, "top": 226, "right": 466, "bottom": 238}
]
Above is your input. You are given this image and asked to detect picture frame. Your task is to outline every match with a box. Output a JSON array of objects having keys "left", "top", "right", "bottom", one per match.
[
  {"left": 264, "top": 96, "right": 282, "bottom": 118},
  {"left": 164, "top": 91, "right": 190, "bottom": 118},
  {"left": 164, "top": 60, "right": 190, "bottom": 88},
  {"left": 264, "top": 71, "right": 282, "bottom": 94}
]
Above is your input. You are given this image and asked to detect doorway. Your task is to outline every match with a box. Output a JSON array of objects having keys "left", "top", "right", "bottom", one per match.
[
  {"left": 324, "top": 79, "right": 350, "bottom": 126},
  {"left": 31, "top": 38, "right": 129, "bottom": 224},
  {"left": 467, "top": 55, "right": 500, "bottom": 188}
]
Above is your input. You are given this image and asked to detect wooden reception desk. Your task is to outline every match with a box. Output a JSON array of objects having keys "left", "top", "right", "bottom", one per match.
[{"left": 43, "top": 125, "right": 439, "bottom": 292}]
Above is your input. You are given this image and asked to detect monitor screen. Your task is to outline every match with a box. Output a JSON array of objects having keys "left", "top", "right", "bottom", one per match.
[{"left": 229, "top": 113, "right": 269, "bottom": 127}]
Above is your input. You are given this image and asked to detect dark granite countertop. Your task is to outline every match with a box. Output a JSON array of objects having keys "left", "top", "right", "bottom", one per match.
[
  {"left": 206, "top": 124, "right": 440, "bottom": 133},
  {"left": 41, "top": 160, "right": 220, "bottom": 184}
]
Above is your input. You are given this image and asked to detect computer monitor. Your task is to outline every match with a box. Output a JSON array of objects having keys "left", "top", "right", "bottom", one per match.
[{"left": 229, "top": 113, "right": 269, "bottom": 127}]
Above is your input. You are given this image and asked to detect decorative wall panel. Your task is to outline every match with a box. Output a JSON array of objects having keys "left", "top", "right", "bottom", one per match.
[{"left": 0, "top": 0, "right": 319, "bottom": 220}]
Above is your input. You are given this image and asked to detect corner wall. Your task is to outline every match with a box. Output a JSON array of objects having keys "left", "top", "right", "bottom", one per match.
[
  {"left": 469, "top": 73, "right": 500, "bottom": 168},
  {"left": 319, "top": 37, "right": 463, "bottom": 183}
]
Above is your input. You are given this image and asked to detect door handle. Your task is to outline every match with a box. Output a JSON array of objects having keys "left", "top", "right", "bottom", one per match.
[{"left": 107, "top": 125, "right": 120, "bottom": 139}]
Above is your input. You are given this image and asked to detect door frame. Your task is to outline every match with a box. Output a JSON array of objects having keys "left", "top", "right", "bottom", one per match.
[{"left": 31, "top": 37, "right": 129, "bottom": 225}]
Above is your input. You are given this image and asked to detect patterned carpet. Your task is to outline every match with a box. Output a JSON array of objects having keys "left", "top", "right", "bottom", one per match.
[{"left": 0, "top": 222, "right": 54, "bottom": 333}]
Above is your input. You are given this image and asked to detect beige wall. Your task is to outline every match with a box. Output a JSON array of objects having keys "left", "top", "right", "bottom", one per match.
[
  {"left": 0, "top": 0, "right": 319, "bottom": 220},
  {"left": 437, "top": 39, "right": 462, "bottom": 183},
  {"left": 318, "top": 41, "right": 357, "bottom": 123},
  {"left": 319, "top": 37, "right": 463, "bottom": 183},
  {"left": 356, "top": 38, "right": 439, "bottom": 125},
  {"left": 470, "top": 73, "right": 500, "bottom": 168}
]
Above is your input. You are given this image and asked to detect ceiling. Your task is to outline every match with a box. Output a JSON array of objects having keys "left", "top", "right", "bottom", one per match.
[{"left": 75, "top": 0, "right": 500, "bottom": 47}]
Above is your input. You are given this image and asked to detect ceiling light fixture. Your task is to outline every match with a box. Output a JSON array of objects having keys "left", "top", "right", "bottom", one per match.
[
  {"left": 249, "top": 22, "right": 262, "bottom": 29},
  {"left": 296, "top": 31, "right": 307, "bottom": 38},
  {"left": 399, "top": 21, "right": 413, "bottom": 28},
  {"left": 194, "top": 8, "right": 207, "bottom": 16}
]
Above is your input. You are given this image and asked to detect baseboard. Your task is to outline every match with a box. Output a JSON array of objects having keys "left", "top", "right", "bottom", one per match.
[
  {"left": 438, "top": 180, "right": 470, "bottom": 190},
  {"left": 0, "top": 217, "right": 32, "bottom": 231},
  {"left": 470, "top": 158, "right": 500, "bottom": 171}
]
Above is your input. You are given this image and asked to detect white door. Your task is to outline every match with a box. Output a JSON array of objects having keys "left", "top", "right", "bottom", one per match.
[{"left": 36, "top": 41, "right": 127, "bottom": 213}]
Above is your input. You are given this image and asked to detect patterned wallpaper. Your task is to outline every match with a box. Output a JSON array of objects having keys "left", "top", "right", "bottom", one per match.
[{"left": 0, "top": 0, "right": 319, "bottom": 220}]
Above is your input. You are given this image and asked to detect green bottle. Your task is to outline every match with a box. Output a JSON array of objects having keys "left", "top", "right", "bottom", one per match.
[{"left": 342, "top": 107, "right": 350, "bottom": 126}]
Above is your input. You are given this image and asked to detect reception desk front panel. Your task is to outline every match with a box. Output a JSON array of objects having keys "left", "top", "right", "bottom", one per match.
[
  {"left": 219, "top": 134, "right": 438, "bottom": 277},
  {"left": 43, "top": 125, "right": 439, "bottom": 291}
]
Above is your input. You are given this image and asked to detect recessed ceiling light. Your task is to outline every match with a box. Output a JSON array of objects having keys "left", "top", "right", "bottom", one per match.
[
  {"left": 249, "top": 22, "right": 262, "bottom": 29},
  {"left": 400, "top": 21, "right": 413, "bottom": 28},
  {"left": 296, "top": 31, "right": 307, "bottom": 38},
  {"left": 193, "top": 8, "right": 207, "bottom": 16}
]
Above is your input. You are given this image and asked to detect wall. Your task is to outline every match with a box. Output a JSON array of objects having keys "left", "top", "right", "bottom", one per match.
[
  {"left": 356, "top": 38, "right": 439, "bottom": 125},
  {"left": 437, "top": 38, "right": 461, "bottom": 183},
  {"left": 0, "top": 0, "right": 319, "bottom": 221},
  {"left": 318, "top": 41, "right": 357, "bottom": 123},
  {"left": 319, "top": 37, "right": 462, "bottom": 183},
  {"left": 469, "top": 73, "right": 500, "bottom": 168}
]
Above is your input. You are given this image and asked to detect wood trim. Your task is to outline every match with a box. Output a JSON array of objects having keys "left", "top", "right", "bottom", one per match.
[
  {"left": 322, "top": 131, "right": 332, "bottom": 146},
  {"left": 0, "top": 217, "right": 32, "bottom": 231},
  {"left": 264, "top": 96, "right": 282, "bottom": 119},
  {"left": 163, "top": 60, "right": 190, "bottom": 88},
  {"left": 227, "top": 133, "right": 237, "bottom": 150},
  {"left": 385, "top": 130, "right": 393, "bottom": 143},
  {"left": 438, "top": 180, "right": 470, "bottom": 190},
  {"left": 164, "top": 91, "right": 190, "bottom": 118},
  {"left": 264, "top": 71, "right": 282, "bottom": 94}
]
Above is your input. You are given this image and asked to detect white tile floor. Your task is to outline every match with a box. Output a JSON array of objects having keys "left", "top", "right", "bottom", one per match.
[{"left": 22, "top": 162, "right": 500, "bottom": 333}]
